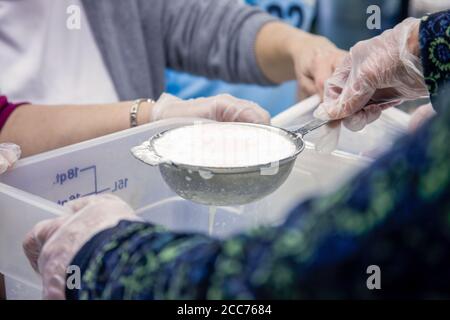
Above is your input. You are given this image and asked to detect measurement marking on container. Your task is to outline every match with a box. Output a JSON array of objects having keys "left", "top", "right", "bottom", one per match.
[
  {"left": 54, "top": 167, "right": 79, "bottom": 185},
  {"left": 111, "top": 178, "right": 128, "bottom": 192},
  {"left": 56, "top": 165, "right": 129, "bottom": 205},
  {"left": 80, "top": 166, "right": 99, "bottom": 196}
]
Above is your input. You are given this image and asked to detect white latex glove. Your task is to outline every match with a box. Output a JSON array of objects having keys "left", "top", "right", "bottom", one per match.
[
  {"left": 152, "top": 93, "right": 271, "bottom": 124},
  {"left": 314, "top": 120, "right": 342, "bottom": 154},
  {"left": 0, "top": 143, "right": 21, "bottom": 174},
  {"left": 23, "top": 194, "right": 141, "bottom": 300},
  {"left": 409, "top": 103, "right": 436, "bottom": 132},
  {"left": 314, "top": 18, "right": 427, "bottom": 131}
]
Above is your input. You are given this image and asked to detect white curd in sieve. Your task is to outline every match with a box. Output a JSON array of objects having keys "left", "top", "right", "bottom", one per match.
[{"left": 152, "top": 123, "right": 297, "bottom": 168}]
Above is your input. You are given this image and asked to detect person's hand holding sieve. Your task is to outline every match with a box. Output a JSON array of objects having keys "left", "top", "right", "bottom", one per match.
[
  {"left": 151, "top": 93, "right": 271, "bottom": 124},
  {"left": 0, "top": 143, "right": 21, "bottom": 174},
  {"left": 314, "top": 18, "right": 428, "bottom": 131},
  {"left": 23, "top": 194, "right": 141, "bottom": 299}
]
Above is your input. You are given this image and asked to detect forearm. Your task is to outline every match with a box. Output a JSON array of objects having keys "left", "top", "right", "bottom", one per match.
[
  {"left": 254, "top": 21, "right": 301, "bottom": 83},
  {"left": 159, "top": 0, "right": 275, "bottom": 84},
  {"left": 255, "top": 21, "right": 345, "bottom": 95},
  {"left": 0, "top": 101, "right": 152, "bottom": 157}
]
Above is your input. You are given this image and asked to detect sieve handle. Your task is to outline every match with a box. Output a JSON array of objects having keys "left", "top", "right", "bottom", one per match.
[{"left": 292, "top": 118, "right": 330, "bottom": 137}]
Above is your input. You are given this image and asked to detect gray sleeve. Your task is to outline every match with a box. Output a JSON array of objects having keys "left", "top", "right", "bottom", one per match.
[{"left": 159, "top": 0, "right": 277, "bottom": 85}]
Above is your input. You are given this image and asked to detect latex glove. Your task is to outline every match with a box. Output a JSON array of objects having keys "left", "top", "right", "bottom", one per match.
[
  {"left": 152, "top": 93, "right": 271, "bottom": 124},
  {"left": 409, "top": 103, "right": 436, "bottom": 132},
  {"left": 314, "top": 120, "right": 342, "bottom": 154},
  {"left": 23, "top": 194, "right": 141, "bottom": 299},
  {"left": 0, "top": 143, "right": 21, "bottom": 174},
  {"left": 315, "top": 18, "right": 428, "bottom": 131}
]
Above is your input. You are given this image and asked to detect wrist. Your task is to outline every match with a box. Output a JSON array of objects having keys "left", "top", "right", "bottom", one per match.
[
  {"left": 255, "top": 22, "right": 300, "bottom": 82},
  {"left": 128, "top": 99, "right": 155, "bottom": 127},
  {"left": 138, "top": 100, "right": 155, "bottom": 125},
  {"left": 286, "top": 29, "right": 314, "bottom": 59}
]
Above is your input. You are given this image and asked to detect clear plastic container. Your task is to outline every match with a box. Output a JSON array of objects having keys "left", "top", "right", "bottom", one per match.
[{"left": 0, "top": 99, "right": 410, "bottom": 299}]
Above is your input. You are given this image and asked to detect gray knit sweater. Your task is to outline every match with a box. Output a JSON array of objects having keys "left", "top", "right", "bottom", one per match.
[{"left": 82, "top": 0, "right": 276, "bottom": 101}]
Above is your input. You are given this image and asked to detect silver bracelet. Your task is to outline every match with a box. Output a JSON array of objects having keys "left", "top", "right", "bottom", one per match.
[{"left": 130, "top": 99, "right": 154, "bottom": 128}]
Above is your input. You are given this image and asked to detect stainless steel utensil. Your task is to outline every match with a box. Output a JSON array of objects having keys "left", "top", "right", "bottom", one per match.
[{"left": 131, "top": 118, "right": 329, "bottom": 206}]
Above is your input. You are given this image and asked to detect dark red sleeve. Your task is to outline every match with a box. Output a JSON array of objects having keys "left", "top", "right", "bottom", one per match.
[{"left": 0, "top": 96, "right": 29, "bottom": 130}]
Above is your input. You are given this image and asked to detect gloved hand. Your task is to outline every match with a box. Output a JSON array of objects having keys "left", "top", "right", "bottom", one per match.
[
  {"left": 151, "top": 93, "right": 271, "bottom": 124},
  {"left": 409, "top": 103, "right": 436, "bottom": 132},
  {"left": 314, "top": 18, "right": 428, "bottom": 131},
  {"left": 23, "top": 194, "right": 141, "bottom": 300},
  {"left": 0, "top": 143, "right": 21, "bottom": 174}
]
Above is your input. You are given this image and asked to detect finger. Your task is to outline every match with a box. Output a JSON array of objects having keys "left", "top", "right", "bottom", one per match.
[
  {"left": 334, "top": 50, "right": 376, "bottom": 118},
  {"left": 368, "top": 99, "right": 403, "bottom": 111},
  {"left": 337, "top": 77, "right": 375, "bottom": 119},
  {"left": 43, "top": 279, "right": 66, "bottom": 300},
  {"left": 357, "top": 100, "right": 401, "bottom": 127},
  {"left": 314, "top": 79, "right": 346, "bottom": 120},
  {"left": 323, "top": 78, "right": 344, "bottom": 102},
  {"left": 0, "top": 143, "right": 21, "bottom": 173},
  {"left": 23, "top": 217, "right": 67, "bottom": 272},
  {"left": 365, "top": 105, "right": 382, "bottom": 125},
  {"left": 217, "top": 95, "right": 271, "bottom": 124},
  {"left": 298, "top": 77, "right": 317, "bottom": 100},
  {"left": 65, "top": 194, "right": 123, "bottom": 213},
  {"left": 370, "top": 88, "right": 404, "bottom": 103},
  {"left": 315, "top": 56, "right": 352, "bottom": 120},
  {"left": 343, "top": 110, "right": 367, "bottom": 131},
  {"left": 0, "top": 143, "right": 21, "bottom": 164},
  {"left": 313, "top": 56, "right": 335, "bottom": 98},
  {"left": 189, "top": 96, "right": 222, "bottom": 120},
  {"left": 342, "top": 104, "right": 383, "bottom": 132},
  {"left": 233, "top": 107, "right": 271, "bottom": 124},
  {"left": 409, "top": 103, "right": 436, "bottom": 132},
  {"left": 0, "top": 157, "right": 8, "bottom": 174},
  {"left": 323, "top": 54, "right": 351, "bottom": 101},
  {"left": 41, "top": 259, "right": 68, "bottom": 300},
  {"left": 65, "top": 196, "right": 97, "bottom": 213}
]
